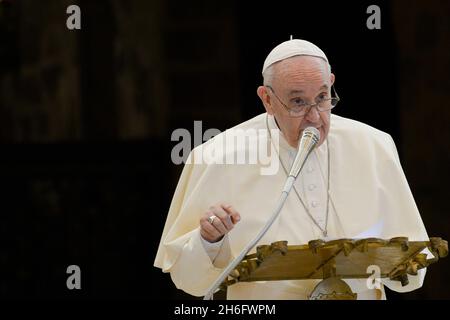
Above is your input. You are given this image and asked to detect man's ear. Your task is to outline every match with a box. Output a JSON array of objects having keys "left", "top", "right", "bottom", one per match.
[
  {"left": 257, "top": 86, "right": 274, "bottom": 115},
  {"left": 330, "top": 73, "right": 335, "bottom": 86}
]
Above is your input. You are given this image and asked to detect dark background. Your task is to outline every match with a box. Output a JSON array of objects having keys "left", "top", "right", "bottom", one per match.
[{"left": 0, "top": 0, "right": 449, "bottom": 299}]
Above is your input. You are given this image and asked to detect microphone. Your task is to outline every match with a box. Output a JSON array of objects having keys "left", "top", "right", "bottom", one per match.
[
  {"left": 289, "top": 127, "right": 320, "bottom": 178},
  {"left": 203, "top": 126, "right": 320, "bottom": 300},
  {"left": 282, "top": 127, "right": 320, "bottom": 194}
]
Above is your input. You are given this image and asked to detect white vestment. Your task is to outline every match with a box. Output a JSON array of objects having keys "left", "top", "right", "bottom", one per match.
[{"left": 154, "top": 113, "right": 429, "bottom": 299}]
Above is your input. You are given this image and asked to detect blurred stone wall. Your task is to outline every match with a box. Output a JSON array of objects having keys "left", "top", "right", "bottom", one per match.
[
  {"left": 0, "top": 0, "right": 240, "bottom": 298},
  {"left": 392, "top": 0, "right": 450, "bottom": 299},
  {"left": 0, "top": 0, "right": 81, "bottom": 142},
  {"left": 0, "top": 0, "right": 241, "bottom": 143}
]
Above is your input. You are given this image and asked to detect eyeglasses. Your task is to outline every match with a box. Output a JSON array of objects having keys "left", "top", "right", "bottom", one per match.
[{"left": 266, "top": 85, "right": 340, "bottom": 117}]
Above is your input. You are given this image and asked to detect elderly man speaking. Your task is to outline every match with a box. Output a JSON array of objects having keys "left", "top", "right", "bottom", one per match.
[{"left": 154, "top": 39, "right": 429, "bottom": 300}]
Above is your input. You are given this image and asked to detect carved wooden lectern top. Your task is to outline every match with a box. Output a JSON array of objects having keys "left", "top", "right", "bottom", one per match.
[{"left": 220, "top": 237, "right": 448, "bottom": 299}]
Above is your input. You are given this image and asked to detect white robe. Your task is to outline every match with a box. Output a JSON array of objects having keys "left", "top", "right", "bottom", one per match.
[{"left": 154, "top": 113, "right": 429, "bottom": 299}]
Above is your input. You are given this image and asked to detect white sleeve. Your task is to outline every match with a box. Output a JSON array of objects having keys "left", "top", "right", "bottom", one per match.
[
  {"left": 168, "top": 229, "right": 233, "bottom": 296},
  {"left": 200, "top": 234, "right": 233, "bottom": 268}
]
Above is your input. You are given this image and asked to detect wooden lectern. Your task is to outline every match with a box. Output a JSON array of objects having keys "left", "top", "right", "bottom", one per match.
[{"left": 219, "top": 237, "right": 448, "bottom": 299}]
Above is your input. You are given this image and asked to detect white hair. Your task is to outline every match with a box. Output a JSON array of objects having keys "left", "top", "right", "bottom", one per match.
[{"left": 262, "top": 64, "right": 275, "bottom": 86}]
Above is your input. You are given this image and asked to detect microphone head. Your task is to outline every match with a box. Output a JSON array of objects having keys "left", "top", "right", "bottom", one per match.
[
  {"left": 300, "top": 127, "right": 320, "bottom": 146},
  {"left": 289, "top": 127, "right": 321, "bottom": 179}
]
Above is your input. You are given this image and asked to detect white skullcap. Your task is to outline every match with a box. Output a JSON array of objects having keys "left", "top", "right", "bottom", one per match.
[{"left": 262, "top": 39, "right": 329, "bottom": 74}]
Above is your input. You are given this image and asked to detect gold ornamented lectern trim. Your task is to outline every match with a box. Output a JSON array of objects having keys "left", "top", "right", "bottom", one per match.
[{"left": 220, "top": 237, "right": 448, "bottom": 291}]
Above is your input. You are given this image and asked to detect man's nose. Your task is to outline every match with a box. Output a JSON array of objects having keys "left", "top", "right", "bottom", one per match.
[{"left": 304, "top": 105, "right": 321, "bottom": 122}]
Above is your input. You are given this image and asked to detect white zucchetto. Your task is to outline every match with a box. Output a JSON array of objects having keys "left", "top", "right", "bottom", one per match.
[{"left": 262, "top": 39, "right": 330, "bottom": 74}]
